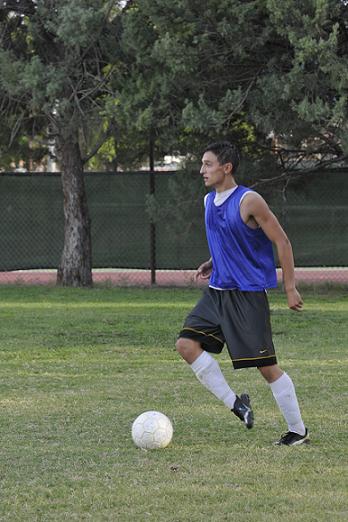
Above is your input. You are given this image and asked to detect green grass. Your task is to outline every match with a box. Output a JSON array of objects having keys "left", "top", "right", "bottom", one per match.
[{"left": 0, "top": 285, "right": 347, "bottom": 521}]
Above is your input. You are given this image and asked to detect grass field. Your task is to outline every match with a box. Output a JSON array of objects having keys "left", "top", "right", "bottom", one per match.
[{"left": 0, "top": 285, "right": 347, "bottom": 521}]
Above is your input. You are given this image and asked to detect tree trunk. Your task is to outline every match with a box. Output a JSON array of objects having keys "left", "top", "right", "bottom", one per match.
[{"left": 57, "top": 138, "right": 93, "bottom": 287}]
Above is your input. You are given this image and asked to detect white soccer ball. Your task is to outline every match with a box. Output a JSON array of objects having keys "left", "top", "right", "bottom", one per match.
[{"left": 131, "top": 411, "right": 173, "bottom": 449}]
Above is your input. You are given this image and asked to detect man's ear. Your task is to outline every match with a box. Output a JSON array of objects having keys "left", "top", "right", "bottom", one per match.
[{"left": 224, "top": 162, "right": 233, "bottom": 175}]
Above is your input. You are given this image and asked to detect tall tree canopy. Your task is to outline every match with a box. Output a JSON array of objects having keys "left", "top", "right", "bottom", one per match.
[{"left": 119, "top": 0, "right": 348, "bottom": 181}]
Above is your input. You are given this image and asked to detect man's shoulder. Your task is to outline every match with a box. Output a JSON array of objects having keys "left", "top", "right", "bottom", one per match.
[
  {"left": 240, "top": 190, "right": 271, "bottom": 221},
  {"left": 239, "top": 189, "right": 265, "bottom": 205}
]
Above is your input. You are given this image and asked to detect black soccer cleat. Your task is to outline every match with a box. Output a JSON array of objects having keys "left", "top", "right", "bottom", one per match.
[
  {"left": 232, "top": 393, "right": 254, "bottom": 429},
  {"left": 274, "top": 428, "right": 310, "bottom": 446}
]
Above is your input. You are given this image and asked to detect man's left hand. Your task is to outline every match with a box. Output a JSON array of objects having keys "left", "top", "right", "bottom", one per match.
[{"left": 286, "top": 288, "right": 303, "bottom": 311}]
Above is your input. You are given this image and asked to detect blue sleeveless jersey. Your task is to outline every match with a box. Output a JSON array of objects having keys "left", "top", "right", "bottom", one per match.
[{"left": 205, "top": 186, "right": 277, "bottom": 291}]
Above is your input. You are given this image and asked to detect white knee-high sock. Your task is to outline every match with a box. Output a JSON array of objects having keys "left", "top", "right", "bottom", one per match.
[
  {"left": 270, "top": 372, "right": 305, "bottom": 435},
  {"left": 190, "top": 351, "right": 236, "bottom": 409}
]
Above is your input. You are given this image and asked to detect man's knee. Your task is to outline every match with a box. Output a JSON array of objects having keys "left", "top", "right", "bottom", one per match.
[
  {"left": 258, "top": 364, "right": 283, "bottom": 383},
  {"left": 176, "top": 337, "right": 193, "bottom": 356},
  {"left": 176, "top": 337, "right": 203, "bottom": 363}
]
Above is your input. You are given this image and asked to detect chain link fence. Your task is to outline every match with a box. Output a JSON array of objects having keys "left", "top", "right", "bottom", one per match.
[{"left": 0, "top": 169, "right": 347, "bottom": 286}]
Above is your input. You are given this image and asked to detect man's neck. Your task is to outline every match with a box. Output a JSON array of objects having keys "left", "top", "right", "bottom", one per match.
[{"left": 215, "top": 179, "right": 237, "bottom": 193}]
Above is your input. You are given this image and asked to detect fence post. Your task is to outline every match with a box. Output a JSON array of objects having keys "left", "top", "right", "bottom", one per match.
[{"left": 149, "top": 134, "right": 156, "bottom": 285}]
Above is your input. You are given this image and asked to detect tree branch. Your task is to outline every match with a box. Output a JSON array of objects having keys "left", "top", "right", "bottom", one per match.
[
  {"left": 81, "top": 123, "right": 116, "bottom": 164},
  {"left": 251, "top": 154, "right": 348, "bottom": 189}
]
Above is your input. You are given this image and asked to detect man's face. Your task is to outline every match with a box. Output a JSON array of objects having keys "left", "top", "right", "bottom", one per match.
[{"left": 200, "top": 151, "right": 232, "bottom": 188}]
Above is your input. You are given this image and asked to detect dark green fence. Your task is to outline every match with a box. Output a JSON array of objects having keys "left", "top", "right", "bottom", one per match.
[
  {"left": 266, "top": 170, "right": 348, "bottom": 267},
  {"left": 0, "top": 169, "right": 347, "bottom": 273}
]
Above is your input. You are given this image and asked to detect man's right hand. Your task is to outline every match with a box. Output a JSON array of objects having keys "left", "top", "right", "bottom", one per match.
[{"left": 195, "top": 259, "right": 213, "bottom": 280}]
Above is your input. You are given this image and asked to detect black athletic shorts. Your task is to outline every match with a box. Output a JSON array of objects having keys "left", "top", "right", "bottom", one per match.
[{"left": 178, "top": 287, "right": 277, "bottom": 369}]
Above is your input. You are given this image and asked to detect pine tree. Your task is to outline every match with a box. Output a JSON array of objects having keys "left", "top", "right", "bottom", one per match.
[{"left": 0, "top": 0, "right": 122, "bottom": 286}]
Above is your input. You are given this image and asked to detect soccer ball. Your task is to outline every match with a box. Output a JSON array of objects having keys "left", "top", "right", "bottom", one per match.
[{"left": 131, "top": 411, "right": 173, "bottom": 449}]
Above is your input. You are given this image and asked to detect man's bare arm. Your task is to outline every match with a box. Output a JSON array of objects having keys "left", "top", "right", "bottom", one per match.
[{"left": 241, "top": 193, "right": 303, "bottom": 311}]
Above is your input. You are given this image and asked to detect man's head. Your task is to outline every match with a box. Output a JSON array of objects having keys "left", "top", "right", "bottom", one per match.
[{"left": 200, "top": 141, "right": 240, "bottom": 190}]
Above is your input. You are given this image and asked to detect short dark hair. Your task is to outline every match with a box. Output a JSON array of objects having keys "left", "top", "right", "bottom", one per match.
[{"left": 203, "top": 141, "right": 240, "bottom": 174}]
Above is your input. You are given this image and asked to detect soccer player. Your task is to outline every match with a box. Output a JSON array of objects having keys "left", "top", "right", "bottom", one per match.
[{"left": 176, "top": 141, "right": 309, "bottom": 446}]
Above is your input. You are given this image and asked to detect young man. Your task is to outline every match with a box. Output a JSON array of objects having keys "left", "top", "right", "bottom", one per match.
[{"left": 176, "top": 141, "right": 309, "bottom": 446}]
